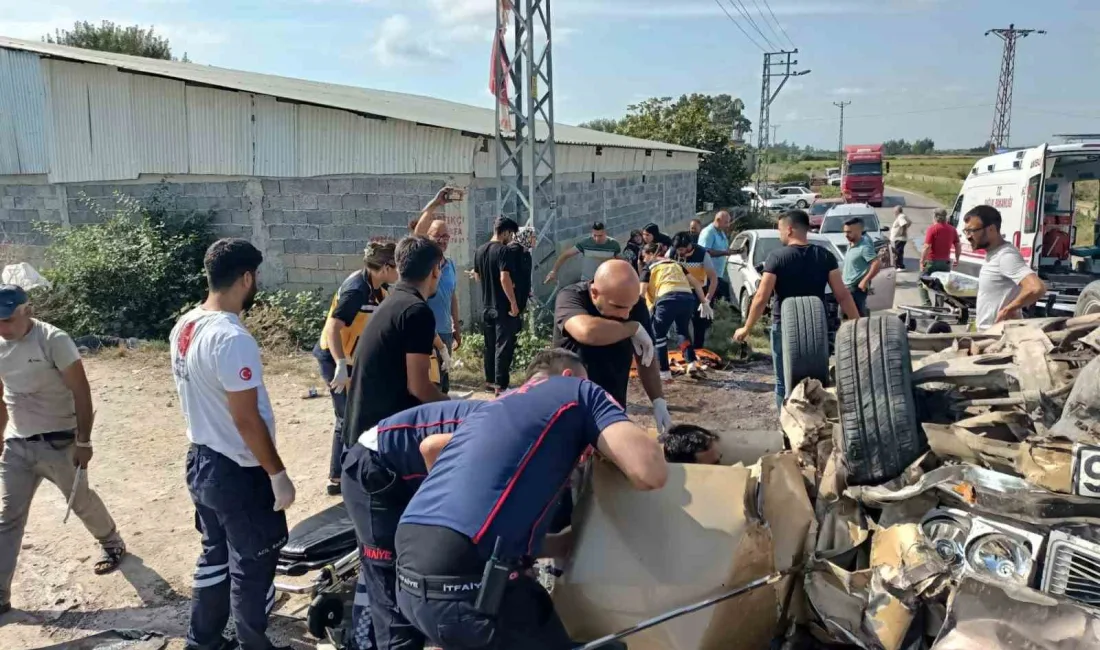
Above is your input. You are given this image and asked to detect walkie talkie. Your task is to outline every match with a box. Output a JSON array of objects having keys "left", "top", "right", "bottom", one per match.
[{"left": 475, "top": 537, "right": 510, "bottom": 615}]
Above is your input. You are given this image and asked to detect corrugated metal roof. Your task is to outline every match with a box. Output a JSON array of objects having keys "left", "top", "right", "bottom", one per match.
[{"left": 0, "top": 35, "right": 707, "bottom": 156}]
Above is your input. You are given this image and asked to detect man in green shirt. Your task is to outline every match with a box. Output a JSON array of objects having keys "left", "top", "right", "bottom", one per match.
[
  {"left": 545, "top": 222, "right": 622, "bottom": 284},
  {"left": 841, "top": 217, "right": 881, "bottom": 316}
]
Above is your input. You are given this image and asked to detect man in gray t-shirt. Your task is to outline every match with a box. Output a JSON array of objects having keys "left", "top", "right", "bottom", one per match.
[{"left": 963, "top": 205, "right": 1046, "bottom": 329}]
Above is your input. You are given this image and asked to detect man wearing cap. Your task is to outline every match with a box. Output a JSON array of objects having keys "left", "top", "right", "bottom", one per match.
[
  {"left": 0, "top": 285, "right": 127, "bottom": 615},
  {"left": 545, "top": 222, "right": 622, "bottom": 284}
]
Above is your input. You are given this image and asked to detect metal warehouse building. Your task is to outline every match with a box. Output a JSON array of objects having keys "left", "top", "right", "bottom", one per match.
[{"left": 0, "top": 36, "right": 702, "bottom": 318}]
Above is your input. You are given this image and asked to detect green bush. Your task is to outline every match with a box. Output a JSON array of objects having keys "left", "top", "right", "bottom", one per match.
[
  {"left": 243, "top": 289, "right": 329, "bottom": 352},
  {"left": 455, "top": 311, "right": 553, "bottom": 381},
  {"left": 778, "top": 171, "right": 811, "bottom": 184},
  {"left": 37, "top": 188, "right": 215, "bottom": 339}
]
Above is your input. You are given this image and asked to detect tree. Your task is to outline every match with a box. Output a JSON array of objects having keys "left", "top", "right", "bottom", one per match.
[
  {"left": 912, "top": 138, "right": 935, "bottom": 155},
  {"left": 614, "top": 94, "right": 752, "bottom": 210},
  {"left": 44, "top": 21, "right": 189, "bottom": 61},
  {"left": 577, "top": 118, "right": 622, "bottom": 133}
]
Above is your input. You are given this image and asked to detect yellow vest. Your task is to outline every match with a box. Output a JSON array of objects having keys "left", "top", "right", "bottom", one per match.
[{"left": 644, "top": 260, "right": 693, "bottom": 309}]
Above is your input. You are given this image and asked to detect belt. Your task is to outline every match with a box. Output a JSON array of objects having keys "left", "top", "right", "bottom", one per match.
[
  {"left": 16, "top": 431, "right": 75, "bottom": 443},
  {"left": 396, "top": 566, "right": 519, "bottom": 601}
]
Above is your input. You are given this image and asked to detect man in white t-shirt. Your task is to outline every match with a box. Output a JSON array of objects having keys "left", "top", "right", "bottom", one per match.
[
  {"left": 963, "top": 205, "right": 1047, "bottom": 330},
  {"left": 0, "top": 286, "right": 126, "bottom": 616},
  {"left": 171, "top": 239, "right": 296, "bottom": 650}
]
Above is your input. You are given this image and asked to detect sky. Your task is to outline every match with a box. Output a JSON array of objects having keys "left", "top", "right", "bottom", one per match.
[{"left": 2, "top": 0, "right": 1099, "bottom": 150}]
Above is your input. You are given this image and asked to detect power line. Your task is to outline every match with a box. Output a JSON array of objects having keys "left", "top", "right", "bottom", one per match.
[
  {"left": 749, "top": 0, "right": 786, "bottom": 49},
  {"left": 711, "top": 0, "right": 767, "bottom": 51},
  {"left": 760, "top": 0, "right": 796, "bottom": 49},
  {"left": 780, "top": 103, "right": 993, "bottom": 124},
  {"left": 728, "top": 0, "right": 778, "bottom": 51}
]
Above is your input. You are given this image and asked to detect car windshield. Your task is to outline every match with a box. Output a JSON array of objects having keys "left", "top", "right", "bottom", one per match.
[
  {"left": 753, "top": 237, "right": 783, "bottom": 265},
  {"left": 810, "top": 203, "right": 832, "bottom": 216},
  {"left": 820, "top": 213, "right": 880, "bottom": 234},
  {"left": 846, "top": 161, "right": 883, "bottom": 176}
]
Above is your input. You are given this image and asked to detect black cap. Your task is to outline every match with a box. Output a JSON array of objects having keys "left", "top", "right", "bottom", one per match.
[{"left": 0, "top": 285, "right": 28, "bottom": 319}]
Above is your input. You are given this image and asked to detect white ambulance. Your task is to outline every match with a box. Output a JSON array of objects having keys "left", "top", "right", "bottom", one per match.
[{"left": 948, "top": 143, "right": 1100, "bottom": 315}]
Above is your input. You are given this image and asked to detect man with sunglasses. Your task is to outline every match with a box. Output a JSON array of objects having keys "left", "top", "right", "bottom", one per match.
[
  {"left": 414, "top": 187, "right": 464, "bottom": 394},
  {"left": 963, "top": 205, "right": 1046, "bottom": 330}
]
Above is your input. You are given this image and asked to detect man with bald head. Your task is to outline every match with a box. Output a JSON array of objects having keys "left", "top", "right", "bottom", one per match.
[
  {"left": 414, "top": 187, "right": 463, "bottom": 393},
  {"left": 552, "top": 259, "right": 671, "bottom": 433},
  {"left": 698, "top": 210, "right": 734, "bottom": 303}
]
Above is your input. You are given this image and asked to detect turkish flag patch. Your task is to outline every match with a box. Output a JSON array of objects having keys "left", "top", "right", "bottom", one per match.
[{"left": 239, "top": 367, "right": 253, "bottom": 381}]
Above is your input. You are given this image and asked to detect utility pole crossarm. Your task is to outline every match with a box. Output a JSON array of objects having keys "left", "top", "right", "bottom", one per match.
[{"left": 756, "top": 49, "right": 809, "bottom": 193}]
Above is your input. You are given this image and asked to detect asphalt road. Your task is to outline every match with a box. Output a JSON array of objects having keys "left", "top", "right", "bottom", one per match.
[{"left": 872, "top": 186, "right": 946, "bottom": 309}]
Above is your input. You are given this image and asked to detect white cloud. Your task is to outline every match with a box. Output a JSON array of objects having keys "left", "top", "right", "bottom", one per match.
[
  {"left": 372, "top": 14, "right": 447, "bottom": 65},
  {"left": 832, "top": 87, "right": 867, "bottom": 96}
]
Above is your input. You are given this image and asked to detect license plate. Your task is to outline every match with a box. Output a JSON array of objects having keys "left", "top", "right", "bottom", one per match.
[{"left": 1073, "top": 445, "right": 1100, "bottom": 498}]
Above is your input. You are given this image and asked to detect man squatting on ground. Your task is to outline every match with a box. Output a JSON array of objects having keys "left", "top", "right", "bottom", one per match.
[
  {"left": 393, "top": 348, "right": 668, "bottom": 649},
  {"left": 314, "top": 242, "right": 397, "bottom": 496},
  {"left": 734, "top": 210, "right": 859, "bottom": 411},
  {"left": 341, "top": 234, "right": 449, "bottom": 649},
  {"left": 170, "top": 239, "right": 297, "bottom": 650},
  {"left": 639, "top": 243, "right": 714, "bottom": 380},
  {"left": 0, "top": 286, "right": 127, "bottom": 615}
]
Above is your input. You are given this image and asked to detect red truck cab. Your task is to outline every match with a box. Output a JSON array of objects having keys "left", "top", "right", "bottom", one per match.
[{"left": 841, "top": 144, "right": 889, "bottom": 207}]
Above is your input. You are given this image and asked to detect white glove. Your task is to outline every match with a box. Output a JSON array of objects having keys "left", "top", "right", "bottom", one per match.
[
  {"left": 330, "top": 359, "right": 350, "bottom": 394},
  {"left": 698, "top": 300, "right": 715, "bottom": 320},
  {"left": 271, "top": 471, "right": 296, "bottom": 512},
  {"left": 438, "top": 346, "right": 452, "bottom": 373},
  {"left": 652, "top": 398, "right": 672, "bottom": 434},
  {"left": 631, "top": 325, "right": 655, "bottom": 368}
]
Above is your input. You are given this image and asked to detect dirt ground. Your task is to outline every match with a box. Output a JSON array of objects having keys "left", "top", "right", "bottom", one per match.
[{"left": 0, "top": 348, "right": 779, "bottom": 650}]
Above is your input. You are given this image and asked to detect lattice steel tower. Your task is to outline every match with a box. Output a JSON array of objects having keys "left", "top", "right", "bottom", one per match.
[{"left": 986, "top": 24, "right": 1045, "bottom": 152}]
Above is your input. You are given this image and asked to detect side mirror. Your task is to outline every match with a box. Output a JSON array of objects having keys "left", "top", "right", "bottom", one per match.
[
  {"left": 880, "top": 225, "right": 890, "bottom": 232},
  {"left": 885, "top": 161, "right": 891, "bottom": 173},
  {"left": 754, "top": 262, "right": 765, "bottom": 274}
]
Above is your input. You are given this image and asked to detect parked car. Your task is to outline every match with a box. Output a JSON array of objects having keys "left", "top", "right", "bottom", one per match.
[
  {"left": 809, "top": 200, "right": 842, "bottom": 231},
  {"left": 726, "top": 229, "right": 897, "bottom": 331},
  {"left": 826, "top": 167, "right": 842, "bottom": 187},
  {"left": 772, "top": 186, "right": 820, "bottom": 209},
  {"left": 817, "top": 203, "right": 889, "bottom": 254}
]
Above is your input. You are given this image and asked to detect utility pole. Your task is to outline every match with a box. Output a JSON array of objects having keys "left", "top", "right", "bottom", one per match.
[
  {"left": 493, "top": 0, "right": 557, "bottom": 313},
  {"left": 757, "top": 50, "right": 810, "bottom": 193},
  {"left": 771, "top": 124, "right": 780, "bottom": 146},
  {"left": 833, "top": 101, "right": 851, "bottom": 166},
  {"left": 986, "top": 24, "right": 1045, "bottom": 152}
]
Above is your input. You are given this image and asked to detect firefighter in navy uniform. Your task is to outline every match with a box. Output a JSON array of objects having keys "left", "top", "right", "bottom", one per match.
[
  {"left": 342, "top": 399, "right": 487, "bottom": 650},
  {"left": 393, "top": 349, "right": 668, "bottom": 649}
]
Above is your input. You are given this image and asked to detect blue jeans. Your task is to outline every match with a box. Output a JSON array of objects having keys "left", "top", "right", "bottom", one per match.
[
  {"left": 436, "top": 332, "right": 454, "bottom": 394},
  {"left": 771, "top": 325, "right": 784, "bottom": 412},
  {"left": 185, "top": 445, "right": 288, "bottom": 650},
  {"left": 848, "top": 286, "right": 869, "bottom": 317}
]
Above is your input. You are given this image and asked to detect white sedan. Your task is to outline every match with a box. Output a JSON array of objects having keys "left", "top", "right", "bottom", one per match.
[
  {"left": 771, "top": 186, "right": 820, "bottom": 209},
  {"left": 726, "top": 229, "right": 897, "bottom": 319}
]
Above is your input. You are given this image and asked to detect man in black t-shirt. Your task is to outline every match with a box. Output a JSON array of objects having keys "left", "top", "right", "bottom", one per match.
[
  {"left": 552, "top": 259, "right": 671, "bottom": 433},
  {"left": 510, "top": 226, "right": 536, "bottom": 315},
  {"left": 473, "top": 217, "right": 521, "bottom": 393},
  {"left": 343, "top": 236, "right": 449, "bottom": 446},
  {"left": 733, "top": 210, "right": 860, "bottom": 411}
]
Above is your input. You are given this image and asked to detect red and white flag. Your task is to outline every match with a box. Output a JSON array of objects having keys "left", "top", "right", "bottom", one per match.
[{"left": 491, "top": 0, "right": 514, "bottom": 132}]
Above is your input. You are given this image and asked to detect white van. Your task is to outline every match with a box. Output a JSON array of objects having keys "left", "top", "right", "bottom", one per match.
[{"left": 948, "top": 143, "right": 1100, "bottom": 314}]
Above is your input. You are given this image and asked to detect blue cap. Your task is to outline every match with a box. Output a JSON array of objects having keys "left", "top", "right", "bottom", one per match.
[{"left": 0, "top": 285, "right": 28, "bottom": 319}]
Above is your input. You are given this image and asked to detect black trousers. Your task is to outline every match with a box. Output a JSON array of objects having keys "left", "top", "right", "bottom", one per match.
[
  {"left": 483, "top": 313, "right": 521, "bottom": 391},
  {"left": 315, "top": 349, "right": 347, "bottom": 481},
  {"left": 342, "top": 445, "right": 424, "bottom": 650}
]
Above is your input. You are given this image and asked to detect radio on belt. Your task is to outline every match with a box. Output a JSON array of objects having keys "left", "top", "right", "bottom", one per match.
[{"left": 475, "top": 537, "right": 510, "bottom": 615}]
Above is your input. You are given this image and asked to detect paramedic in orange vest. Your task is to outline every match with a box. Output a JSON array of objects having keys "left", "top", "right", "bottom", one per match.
[
  {"left": 640, "top": 243, "right": 714, "bottom": 380},
  {"left": 313, "top": 242, "right": 397, "bottom": 496}
]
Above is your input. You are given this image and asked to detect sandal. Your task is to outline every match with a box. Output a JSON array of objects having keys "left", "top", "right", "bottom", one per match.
[{"left": 93, "top": 547, "right": 126, "bottom": 575}]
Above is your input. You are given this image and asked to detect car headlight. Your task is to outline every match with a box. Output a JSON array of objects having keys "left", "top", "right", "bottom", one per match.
[
  {"left": 967, "top": 534, "right": 1033, "bottom": 585},
  {"left": 920, "top": 508, "right": 1044, "bottom": 586}
]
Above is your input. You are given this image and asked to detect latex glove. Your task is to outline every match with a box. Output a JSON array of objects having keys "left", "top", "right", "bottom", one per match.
[
  {"left": 330, "top": 359, "right": 351, "bottom": 394},
  {"left": 652, "top": 398, "right": 672, "bottom": 434},
  {"left": 270, "top": 471, "right": 297, "bottom": 512},
  {"left": 698, "top": 300, "right": 715, "bottom": 320},
  {"left": 438, "top": 346, "right": 452, "bottom": 373},
  {"left": 630, "top": 326, "right": 655, "bottom": 368}
]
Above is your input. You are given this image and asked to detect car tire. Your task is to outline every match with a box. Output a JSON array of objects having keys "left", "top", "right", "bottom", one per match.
[
  {"left": 1075, "top": 280, "right": 1100, "bottom": 316},
  {"left": 796, "top": 200, "right": 808, "bottom": 209},
  {"left": 835, "top": 316, "right": 925, "bottom": 485},
  {"left": 780, "top": 296, "right": 829, "bottom": 397},
  {"left": 740, "top": 290, "right": 753, "bottom": 318}
]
